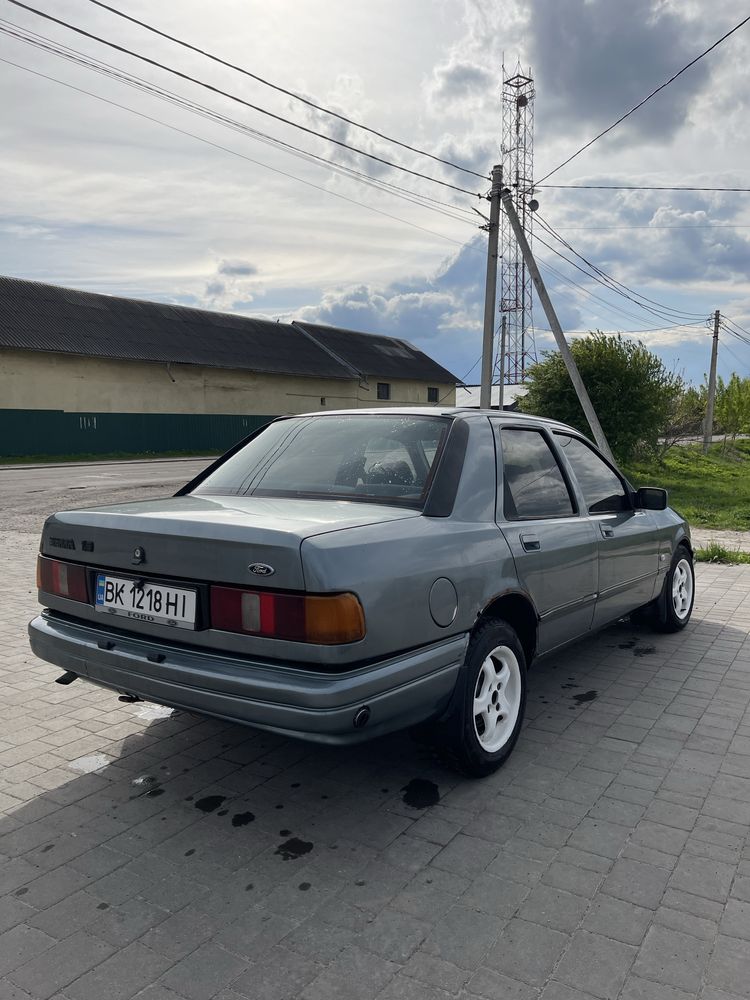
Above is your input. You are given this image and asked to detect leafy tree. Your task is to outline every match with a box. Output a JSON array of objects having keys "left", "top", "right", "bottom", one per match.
[
  {"left": 658, "top": 384, "right": 706, "bottom": 458},
  {"left": 714, "top": 373, "right": 750, "bottom": 444},
  {"left": 518, "top": 332, "right": 684, "bottom": 462}
]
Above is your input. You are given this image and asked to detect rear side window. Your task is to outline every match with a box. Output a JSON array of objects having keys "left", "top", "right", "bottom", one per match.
[
  {"left": 500, "top": 428, "right": 574, "bottom": 519},
  {"left": 555, "top": 434, "right": 629, "bottom": 513}
]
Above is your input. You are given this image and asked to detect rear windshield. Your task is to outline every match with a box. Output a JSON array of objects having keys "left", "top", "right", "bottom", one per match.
[{"left": 192, "top": 414, "right": 451, "bottom": 507}]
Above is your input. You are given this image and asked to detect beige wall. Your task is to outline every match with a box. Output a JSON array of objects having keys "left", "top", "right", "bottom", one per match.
[{"left": 0, "top": 350, "right": 456, "bottom": 413}]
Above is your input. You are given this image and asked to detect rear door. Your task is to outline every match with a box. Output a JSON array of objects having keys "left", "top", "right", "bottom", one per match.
[
  {"left": 492, "top": 423, "right": 599, "bottom": 654},
  {"left": 553, "top": 433, "right": 660, "bottom": 627}
]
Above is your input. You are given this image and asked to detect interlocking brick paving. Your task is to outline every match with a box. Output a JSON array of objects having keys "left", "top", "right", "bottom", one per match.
[{"left": 2, "top": 505, "right": 750, "bottom": 999}]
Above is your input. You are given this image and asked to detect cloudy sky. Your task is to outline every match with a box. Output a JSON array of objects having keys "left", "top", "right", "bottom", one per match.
[{"left": 2, "top": 0, "right": 750, "bottom": 387}]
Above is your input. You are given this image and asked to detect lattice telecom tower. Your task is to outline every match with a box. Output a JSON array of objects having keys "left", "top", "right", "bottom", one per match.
[{"left": 499, "top": 64, "right": 537, "bottom": 384}]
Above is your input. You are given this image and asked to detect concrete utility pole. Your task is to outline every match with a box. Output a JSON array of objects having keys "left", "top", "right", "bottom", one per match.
[
  {"left": 703, "top": 309, "right": 721, "bottom": 454},
  {"left": 497, "top": 315, "right": 507, "bottom": 410},
  {"left": 500, "top": 187, "right": 615, "bottom": 463},
  {"left": 480, "top": 165, "right": 503, "bottom": 409}
]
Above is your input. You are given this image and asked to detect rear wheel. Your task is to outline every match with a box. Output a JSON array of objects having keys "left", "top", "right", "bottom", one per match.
[{"left": 440, "top": 619, "right": 527, "bottom": 777}]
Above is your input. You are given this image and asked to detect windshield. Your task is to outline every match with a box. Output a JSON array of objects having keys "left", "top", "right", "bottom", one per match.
[{"left": 192, "top": 414, "right": 451, "bottom": 506}]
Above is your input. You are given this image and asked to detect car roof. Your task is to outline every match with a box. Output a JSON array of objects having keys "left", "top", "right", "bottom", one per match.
[{"left": 294, "top": 406, "right": 582, "bottom": 436}]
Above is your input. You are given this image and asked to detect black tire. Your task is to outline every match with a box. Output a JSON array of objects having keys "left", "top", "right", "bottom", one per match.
[
  {"left": 437, "top": 618, "right": 527, "bottom": 778},
  {"left": 654, "top": 545, "right": 695, "bottom": 632}
]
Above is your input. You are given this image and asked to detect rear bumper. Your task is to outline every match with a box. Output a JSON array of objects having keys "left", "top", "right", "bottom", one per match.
[{"left": 28, "top": 612, "right": 467, "bottom": 744}]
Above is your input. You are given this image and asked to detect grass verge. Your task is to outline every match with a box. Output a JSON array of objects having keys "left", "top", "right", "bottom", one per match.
[
  {"left": 624, "top": 440, "right": 750, "bottom": 531},
  {"left": 694, "top": 541, "right": 750, "bottom": 565}
]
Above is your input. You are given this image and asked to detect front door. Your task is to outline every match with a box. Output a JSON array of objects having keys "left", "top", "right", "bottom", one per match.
[
  {"left": 493, "top": 423, "right": 599, "bottom": 654},
  {"left": 553, "top": 433, "right": 660, "bottom": 628}
]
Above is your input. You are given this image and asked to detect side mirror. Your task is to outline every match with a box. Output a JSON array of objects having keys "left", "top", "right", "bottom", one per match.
[{"left": 635, "top": 486, "right": 668, "bottom": 511}]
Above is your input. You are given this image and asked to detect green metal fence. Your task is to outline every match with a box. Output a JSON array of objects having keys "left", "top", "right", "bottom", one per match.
[{"left": 0, "top": 410, "right": 274, "bottom": 457}]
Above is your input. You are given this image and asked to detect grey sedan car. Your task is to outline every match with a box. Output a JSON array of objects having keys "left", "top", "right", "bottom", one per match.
[{"left": 29, "top": 408, "right": 693, "bottom": 776}]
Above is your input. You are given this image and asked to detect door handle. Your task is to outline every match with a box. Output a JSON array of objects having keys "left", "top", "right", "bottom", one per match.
[
  {"left": 600, "top": 525, "right": 615, "bottom": 538},
  {"left": 520, "top": 533, "right": 541, "bottom": 551}
]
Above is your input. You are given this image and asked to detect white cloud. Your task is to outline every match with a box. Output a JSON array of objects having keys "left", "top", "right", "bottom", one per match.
[{"left": 1, "top": 0, "right": 750, "bottom": 388}]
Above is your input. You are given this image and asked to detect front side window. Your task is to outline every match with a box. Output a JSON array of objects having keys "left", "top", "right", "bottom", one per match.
[
  {"left": 192, "top": 414, "right": 450, "bottom": 507},
  {"left": 555, "top": 434, "right": 629, "bottom": 513},
  {"left": 500, "top": 428, "right": 574, "bottom": 519},
  {"left": 377, "top": 382, "right": 391, "bottom": 400}
]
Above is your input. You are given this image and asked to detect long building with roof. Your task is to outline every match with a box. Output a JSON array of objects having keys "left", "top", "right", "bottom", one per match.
[{"left": 0, "top": 276, "right": 457, "bottom": 457}]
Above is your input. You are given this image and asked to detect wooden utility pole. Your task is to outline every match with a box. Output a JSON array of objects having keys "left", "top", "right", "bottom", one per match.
[
  {"left": 480, "top": 165, "right": 503, "bottom": 409},
  {"left": 500, "top": 188, "right": 615, "bottom": 462},
  {"left": 703, "top": 309, "right": 721, "bottom": 453}
]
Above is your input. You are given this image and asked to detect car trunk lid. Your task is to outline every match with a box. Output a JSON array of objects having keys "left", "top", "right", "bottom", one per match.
[{"left": 41, "top": 494, "right": 420, "bottom": 591}]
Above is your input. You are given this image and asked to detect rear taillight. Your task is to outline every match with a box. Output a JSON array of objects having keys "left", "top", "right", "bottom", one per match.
[
  {"left": 210, "top": 586, "right": 365, "bottom": 645},
  {"left": 37, "top": 556, "right": 89, "bottom": 603}
]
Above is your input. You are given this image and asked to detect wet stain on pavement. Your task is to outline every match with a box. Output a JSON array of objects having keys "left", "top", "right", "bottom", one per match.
[
  {"left": 184, "top": 849, "right": 195, "bottom": 857},
  {"left": 572, "top": 690, "right": 598, "bottom": 704},
  {"left": 97, "top": 902, "right": 109, "bottom": 910},
  {"left": 280, "top": 829, "right": 291, "bottom": 836},
  {"left": 401, "top": 778, "right": 440, "bottom": 809},
  {"left": 245, "top": 883, "right": 254, "bottom": 891},
  {"left": 618, "top": 638, "right": 637, "bottom": 649},
  {"left": 275, "top": 837, "right": 313, "bottom": 860},
  {"left": 194, "top": 795, "right": 226, "bottom": 813},
  {"left": 634, "top": 645, "right": 656, "bottom": 657},
  {"left": 298, "top": 882, "right": 311, "bottom": 891},
  {"left": 232, "top": 812, "right": 255, "bottom": 827}
]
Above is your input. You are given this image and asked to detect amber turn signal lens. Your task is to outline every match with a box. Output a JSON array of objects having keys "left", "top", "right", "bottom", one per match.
[{"left": 302, "top": 593, "right": 366, "bottom": 644}]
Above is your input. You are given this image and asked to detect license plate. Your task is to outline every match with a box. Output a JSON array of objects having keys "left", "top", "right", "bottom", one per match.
[{"left": 95, "top": 574, "right": 197, "bottom": 629}]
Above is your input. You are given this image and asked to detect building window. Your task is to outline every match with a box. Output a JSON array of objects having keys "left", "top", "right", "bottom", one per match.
[
  {"left": 427, "top": 387, "right": 439, "bottom": 403},
  {"left": 320, "top": 397, "right": 326, "bottom": 406},
  {"left": 377, "top": 382, "right": 391, "bottom": 400}
]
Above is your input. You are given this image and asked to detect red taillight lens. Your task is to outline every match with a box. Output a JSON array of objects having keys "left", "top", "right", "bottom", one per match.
[
  {"left": 210, "top": 586, "right": 365, "bottom": 645},
  {"left": 37, "top": 556, "right": 89, "bottom": 603}
]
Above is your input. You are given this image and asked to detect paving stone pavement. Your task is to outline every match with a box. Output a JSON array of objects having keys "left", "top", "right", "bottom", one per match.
[{"left": 3, "top": 528, "right": 750, "bottom": 999}]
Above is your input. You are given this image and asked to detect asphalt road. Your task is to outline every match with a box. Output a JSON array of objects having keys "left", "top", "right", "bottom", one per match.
[{"left": 0, "top": 458, "right": 213, "bottom": 533}]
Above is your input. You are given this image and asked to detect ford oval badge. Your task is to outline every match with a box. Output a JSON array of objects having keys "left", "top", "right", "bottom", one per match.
[{"left": 248, "top": 562, "right": 275, "bottom": 577}]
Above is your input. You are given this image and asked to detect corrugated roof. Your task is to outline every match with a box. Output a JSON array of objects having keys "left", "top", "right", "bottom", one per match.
[
  {"left": 0, "top": 275, "right": 458, "bottom": 384},
  {"left": 295, "top": 321, "right": 456, "bottom": 384}
]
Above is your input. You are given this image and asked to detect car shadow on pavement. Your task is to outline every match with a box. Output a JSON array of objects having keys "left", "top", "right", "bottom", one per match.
[{"left": 0, "top": 606, "right": 744, "bottom": 998}]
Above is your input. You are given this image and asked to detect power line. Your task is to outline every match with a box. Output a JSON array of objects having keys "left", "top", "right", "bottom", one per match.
[
  {"left": 719, "top": 335, "right": 750, "bottom": 373},
  {"left": 534, "top": 230, "right": 707, "bottom": 327},
  {"left": 554, "top": 224, "right": 750, "bottom": 230},
  {"left": 536, "top": 13, "right": 750, "bottom": 184},
  {"left": 5, "top": 0, "right": 483, "bottom": 198},
  {"left": 439, "top": 354, "right": 482, "bottom": 402},
  {"left": 535, "top": 214, "right": 707, "bottom": 321},
  {"left": 722, "top": 316, "right": 750, "bottom": 342},
  {"left": 537, "top": 184, "right": 750, "bottom": 192},
  {"left": 82, "top": 0, "right": 488, "bottom": 183},
  {"left": 0, "top": 53, "right": 488, "bottom": 256},
  {"left": 0, "top": 19, "right": 480, "bottom": 226},
  {"left": 536, "top": 253, "right": 707, "bottom": 333}
]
